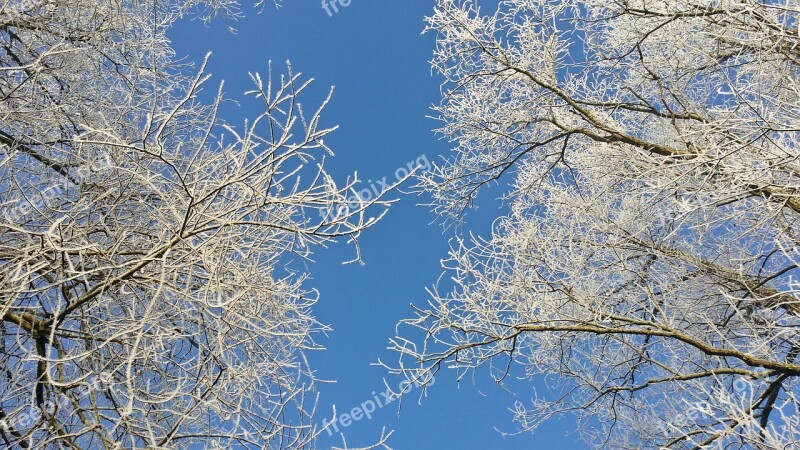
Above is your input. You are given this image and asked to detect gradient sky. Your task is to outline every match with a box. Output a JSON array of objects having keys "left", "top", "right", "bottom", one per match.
[{"left": 170, "top": 2, "right": 586, "bottom": 448}]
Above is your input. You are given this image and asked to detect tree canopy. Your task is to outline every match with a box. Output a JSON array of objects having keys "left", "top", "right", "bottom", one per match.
[
  {"left": 3, "top": 0, "right": 800, "bottom": 448},
  {"left": 0, "top": 1, "right": 390, "bottom": 447},
  {"left": 390, "top": 0, "right": 800, "bottom": 448}
]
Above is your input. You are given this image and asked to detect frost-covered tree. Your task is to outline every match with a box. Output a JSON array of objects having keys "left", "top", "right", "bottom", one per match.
[
  {"left": 0, "top": 0, "right": 392, "bottom": 448},
  {"left": 390, "top": 1, "right": 800, "bottom": 448}
]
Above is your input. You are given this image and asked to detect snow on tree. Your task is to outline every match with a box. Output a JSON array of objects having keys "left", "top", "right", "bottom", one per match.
[
  {"left": 0, "top": 1, "right": 391, "bottom": 447},
  {"left": 388, "top": 1, "right": 800, "bottom": 448}
]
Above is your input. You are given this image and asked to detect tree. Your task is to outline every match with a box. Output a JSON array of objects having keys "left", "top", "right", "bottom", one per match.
[
  {"left": 389, "top": 1, "right": 800, "bottom": 448},
  {"left": 0, "top": 0, "right": 392, "bottom": 447}
]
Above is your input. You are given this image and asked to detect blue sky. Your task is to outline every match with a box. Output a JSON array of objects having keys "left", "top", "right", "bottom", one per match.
[{"left": 170, "top": 2, "right": 585, "bottom": 448}]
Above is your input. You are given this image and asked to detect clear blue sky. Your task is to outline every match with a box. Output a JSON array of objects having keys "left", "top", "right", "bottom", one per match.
[{"left": 170, "top": 2, "right": 585, "bottom": 448}]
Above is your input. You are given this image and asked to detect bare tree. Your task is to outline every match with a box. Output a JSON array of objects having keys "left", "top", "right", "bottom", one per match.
[
  {"left": 0, "top": 0, "right": 393, "bottom": 448},
  {"left": 388, "top": 1, "right": 800, "bottom": 448}
]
